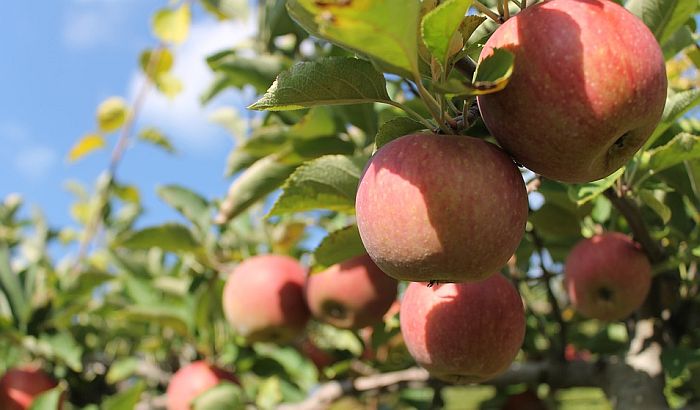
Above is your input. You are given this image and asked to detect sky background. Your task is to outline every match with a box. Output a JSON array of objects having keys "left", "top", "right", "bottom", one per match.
[{"left": 0, "top": 1, "right": 256, "bottom": 236}]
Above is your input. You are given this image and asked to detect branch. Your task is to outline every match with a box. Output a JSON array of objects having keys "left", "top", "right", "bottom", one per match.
[{"left": 603, "top": 188, "right": 665, "bottom": 264}]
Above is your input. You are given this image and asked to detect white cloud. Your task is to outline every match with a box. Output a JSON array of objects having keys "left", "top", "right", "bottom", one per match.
[
  {"left": 131, "top": 17, "right": 257, "bottom": 153},
  {"left": 62, "top": 0, "right": 133, "bottom": 50},
  {"left": 13, "top": 145, "right": 58, "bottom": 181}
]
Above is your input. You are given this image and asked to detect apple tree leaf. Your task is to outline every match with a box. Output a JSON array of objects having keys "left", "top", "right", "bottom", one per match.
[
  {"left": 286, "top": 0, "right": 421, "bottom": 77},
  {"left": 459, "top": 15, "right": 487, "bottom": 43},
  {"left": 138, "top": 127, "right": 176, "bottom": 154},
  {"left": 374, "top": 117, "right": 426, "bottom": 151},
  {"left": 101, "top": 381, "right": 146, "bottom": 410},
  {"left": 68, "top": 134, "right": 106, "bottom": 163},
  {"left": 288, "top": 107, "right": 337, "bottom": 139},
  {"left": 568, "top": 168, "right": 625, "bottom": 205},
  {"left": 118, "top": 224, "right": 201, "bottom": 253},
  {"left": 639, "top": 189, "right": 672, "bottom": 224},
  {"left": 156, "top": 185, "right": 210, "bottom": 230},
  {"left": 647, "top": 89, "right": 700, "bottom": 148},
  {"left": 28, "top": 386, "right": 65, "bottom": 410},
  {"left": 637, "top": 133, "right": 700, "bottom": 184},
  {"left": 192, "top": 382, "right": 245, "bottom": 410},
  {"left": 204, "top": 51, "right": 289, "bottom": 100},
  {"left": 249, "top": 57, "right": 391, "bottom": 111},
  {"left": 421, "top": 0, "right": 472, "bottom": 68},
  {"left": 626, "top": 0, "right": 697, "bottom": 45},
  {"left": 267, "top": 155, "right": 368, "bottom": 216},
  {"left": 152, "top": 3, "right": 191, "bottom": 44},
  {"left": 435, "top": 48, "right": 514, "bottom": 96},
  {"left": 313, "top": 225, "right": 366, "bottom": 270}
]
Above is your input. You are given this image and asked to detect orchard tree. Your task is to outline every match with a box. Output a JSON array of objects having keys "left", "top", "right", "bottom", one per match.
[{"left": 1, "top": 0, "right": 700, "bottom": 409}]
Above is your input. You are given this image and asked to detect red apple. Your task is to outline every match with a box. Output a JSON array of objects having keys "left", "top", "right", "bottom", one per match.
[
  {"left": 564, "top": 232, "right": 652, "bottom": 321},
  {"left": 400, "top": 274, "right": 525, "bottom": 383},
  {"left": 0, "top": 367, "right": 59, "bottom": 410},
  {"left": 166, "top": 361, "right": 239, "bottom": 410},
  {"left": 305, "top": 254, "right": 397, "bottom": 329},
  {"left": 477, "top": 0, "right": 667, "bottom": 183},
  {"left": 356, "top": 134, "right": 527, "bottom": 282},
  {"left": 223, "top": 255, "right": 310, "bottom": 343}
]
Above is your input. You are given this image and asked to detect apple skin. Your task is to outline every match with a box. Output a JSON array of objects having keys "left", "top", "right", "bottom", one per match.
[
  {"left": 564, "top": 232, "right": 652, "bottom": 321},
  {"left": 305, "top": 254, "right": 397, "bottom": 329},
  {"left": 477, "top": 0, "right": 667, "bottom": 183},
  {"left": 400, "top": 274, "right": 525, "bottom": 383},
  {"left": 0, "top": 367, "right": 59, "bottom": 410},
  {"left": 223, "top": 255, "right": 310, "bottom": 343},
  {"left": 355, "top": 134, "right": 527, "bottom": 282},
  {"left": 166, "top": 361, "right": 239, "bottom": 410}
]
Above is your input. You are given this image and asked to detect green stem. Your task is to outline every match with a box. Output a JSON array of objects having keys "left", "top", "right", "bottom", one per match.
[{"left": 386, "top": 101, "right": 434, "bottom": 130}]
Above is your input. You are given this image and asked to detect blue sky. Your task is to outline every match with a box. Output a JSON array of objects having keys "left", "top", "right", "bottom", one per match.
[{"left": 0, "top": 1, "right": 256, "bottom": 232}]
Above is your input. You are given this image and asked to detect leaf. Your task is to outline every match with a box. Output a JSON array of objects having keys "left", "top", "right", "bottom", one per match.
[
  {"left": 435, "top": 48, "right": 514, "bottom": 96},
  {"left": 121, "top": 305, "right": 190, "bottom": 335},
  {"left": 0, "top": 246, "right": 27, "bottom": 328},
  {"left": 200, "top": 0, "right": 249, "bottom": 20},
  {"left": 626, "top": 0, "right": 697, "bottom": 45},
  {"left": 102, "top": 381, "right": 146, "bottom": 410},
  {"left": 205, "top": 51, "right": 289, "bottom": 97},
  {"left": 647, "top": 89, "right": 700, "bottom": 147},
  {"left": 286, "top": 0, "right": 421, "bottom": 76},
  {"left": 639, "top": 189, "right": 672, "bottom": 223},
  {"left": 106, "top": 357, "right": 140, "bottom": 384},
  {"left": 288, "top": 107, "right": 337, "bottom": 139},
  {"left": 249, "top": 57, "right": 391, "bottom": 111},
  {"left": 40, "top": 332, "right": 84, "bottom": 371},
  {"left": 215, "top": 155, "right": 298, "bottom": 224},
  {"left": 97, "top": 97, "right": 129, "bottom": 133},
  {"left": 458, "top": 15, "right": 487, "bottom": 43},
  {"left": 68, "top": 134, "right": 106, "bottom": 162},
  {"left": 374, "top": 117, "right": 426, "bottom": 150},
  {"left": 313, "top": 225, "right": 366, "bottom": 269},
  {"left": 138, "top": 127, "right": 176, "bottom": 153},
  {"left": 192, "top": 382, "right": 245, "bottom": 410},
  {"left": 157, "top": 185, "right": 210, "bottom": 229},
  {"left": 268, "top": 155, "right": 368, "bottom": 216},
  {"left": 154, "top": 72, "right": 184, "bottom": 98},
  {"left": 118, "top": 224, "right": 201, "bottom": 253},
  {"left": 152, "top": 4, "right": 191, "bottom": 44},
  {"left": 421, "top": 0, "right": 472, "bottom": 67},
  {"left": 28, "top": 386, "right": 64, "bottom": 410},
  {"left": 112, "top": 184, "right": 141, "bottom": 204},
  {"left": 140, "top": 48, "right": 174, "bottom": 78},
  {"left": 639, "top": 134, "right": 700, "bottom": 184},
  {"left": 568, "top": 168, "right": 625, "bottom": 205}
]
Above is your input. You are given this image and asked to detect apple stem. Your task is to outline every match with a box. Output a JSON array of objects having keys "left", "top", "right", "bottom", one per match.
[{"left": 473, "top": 1, "right": 503, "bottom": 24}]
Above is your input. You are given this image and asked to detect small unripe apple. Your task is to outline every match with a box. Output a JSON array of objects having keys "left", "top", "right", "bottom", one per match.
[
  {"left": 166, "top": 361, "right": 239, "bottom": 410},
  {"left": 305, "top": 254, "right": 397, "bottom": 329},
  {"left": 223, "top": 255, "right": 310, "bottom": 343},
  {"left": 477, "top": 0, "right": 667, "bottom": 183},
  {"left": 0, "top": 367, "right": 59, "bottom": 410},
  {"left": 356, "top": 134, "right": 527, "bottom": 282},
  {"left": 565, "top": 232, "right": 652, "bottom": 321},
  {"left": 400, "top": 274, "right": 525, "bottom": 383}
]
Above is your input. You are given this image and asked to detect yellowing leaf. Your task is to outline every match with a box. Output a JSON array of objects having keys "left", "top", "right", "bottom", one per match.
[
  {"left": 155, "top": 72, "right": 183, "bottom": 98},
  {"left": 97, "top": 97, "right": 129, "bottom": 133},
  {"left": 140, "top": 48, "right": 174, "bottom": 78},
  {"left": 68, "top": 134, "right": 106, "bottom": 162},
  {"left": 152, "top": 4, "right": 191, "bottom": 44}
]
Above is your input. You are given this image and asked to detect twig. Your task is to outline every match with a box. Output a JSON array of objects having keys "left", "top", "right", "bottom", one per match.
[
  {"left": 603, "top": 188, "right": 665, "bottom": 264},
  {"left": 473, "top": 1, "right": 503, "bottom": 23},
  {"left": 503, "top": 0, "right": 510, "bottom": 21}
]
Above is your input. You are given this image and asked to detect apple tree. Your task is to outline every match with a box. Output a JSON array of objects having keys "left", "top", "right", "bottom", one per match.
[{"left": 1, "top": 0, "right": 700, "bottom": 409}]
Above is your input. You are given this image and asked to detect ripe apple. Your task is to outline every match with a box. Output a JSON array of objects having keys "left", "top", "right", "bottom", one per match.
[
  {"left": 222, "top": 254, "right": 310, "bottom": 343},
  {"left": 356, "top": 134, "right": 527, "bottom": 282},
  {"left": 166, "top": 361, "right": 239, "bottom": 410},
  {"left": 0, "top": 367, "right": 59, "bottom": 410},
  {"left": 400, "top": 274, "right": 525, "bottom": 383},
  {"left": 564, "top": 232, "right": 652, "bottom": 321},
  {"left": 305, "top": 254, "right": 397, "bottom": 329},
  {"left": 477, "top": 0, "right": 667, "bottom": 183}
]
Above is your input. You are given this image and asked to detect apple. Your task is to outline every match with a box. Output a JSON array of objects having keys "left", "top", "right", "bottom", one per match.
[
  {"left": 356, "top": 134, "right": 528, "bottom": 282},
  {"left": 166, "top": 361, "right": 239, "bottom": 410},
  {"left": 564, "top": 232, "right": 652, "bottom": 321},
  {"left": 305, "top": 254, "right": 397, "bottom": 329},
  {"left": 222, "top": 254, "right": 310, "bottom": 343},
  {"left": 400, "top": 274, "right": 525, "bottom": 383},
  {"left": 477, "top": 0, "right": 667, "bottom": 183},
  {"left": 0, "top": 366, "right": 59, "bottom": 410}
]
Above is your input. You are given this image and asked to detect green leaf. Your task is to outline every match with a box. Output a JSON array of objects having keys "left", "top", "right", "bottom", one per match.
[
  {"left": 529, "top": 203, "right": 581, "bottom": 238},
  {"left": 421, "top": 0, "right": 472, "bottom": 67},
  {"left": 156, "top": 185, "right": 210, "bottom": 229},
  {"left": 140, "top": 48, "right": 174, "bottom": 78},
  {"left": 39, "top": 332, "right": 83, "bottom": 371},
  {"left": 647, "top": 89, "right": 700, "bottom": 147},
  {"left": 662, "top": 25, "right": 694, "bottom": 60},
  {"left": 249, "top": 57, "right": 391, "bottom": 111},
  {"left": 106, "top": 357, "right": 140, "bottom": 384},
  {"left": 639, "top": 133, "right": 700, "bottom": 183},
  {"left": 121, "top": 305, "right": 190, "bottom": 336},
  {"left": 288, "top": 107, "right": 337, "bottom": 139},
  {"left": 68, "top": 133, "right": 106, "bottom": 162},
  {"left": 102, "top": 381, "right": 146, "bottom": 410},
  {"left": 192, "top": 382, "right": 245, "bottom": 410},
  {"left": 472, "top": 48, "right": 514, "bottom": 91},
  {"left": 215, "top": 155, "right": 297, "bottom": 224},
  {"left": 152, "top": 4, "right": 191, "bottom": 44},
  {"left": 374, "top": 117, "right": 426, "bottom": 150},
  {"left": 268, "top": 155, "right": 368, "bottom": 216},
  {"left": 97, "top": 97, "right": 129, "bottom": 133},
  {"left": 568, "top": 168, "right": 625, "bottom": 205},
  {"left": 200, "top": 0, "right": 249, "bottom": 20},
  {"left": 662, "top": 347, "right": 700, "bottom": 379},
  {"left": 626, "top": 0, "right": 697, "bottom": 45},
  {"left": 458, "top": 15, "right": 487, "bottom": 43},
  {"left": 0, "top": 245, "right": 27, "bottom": 328},
  {"left": 639, "top": 189, "right": 672, "bottom": 223},
  {"left": 118, "top": 224, "right": 201, "bottom": 253},
  {"left": 313, "top": 225, "right": 366, "bottom": 269},
  {"left": 286, "top": 0, "right": 421, "bottom": 76},
  {"left": 28, "top": 386, "right": 64, "bottom": 410},
  {"left": 205, "top": 52, "right": 289, "bottom": 97},
  {"left": 138, "top": 127, "right": 176, "bottom": 153}
]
